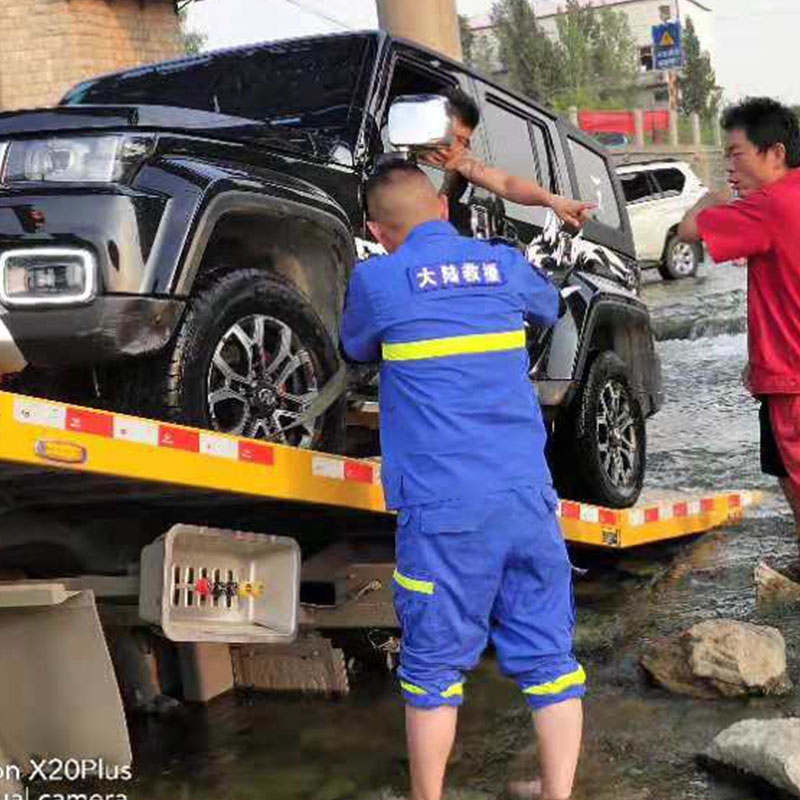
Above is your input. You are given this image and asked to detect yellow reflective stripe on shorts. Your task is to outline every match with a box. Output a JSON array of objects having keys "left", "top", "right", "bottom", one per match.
[
  {"left": 523, "top": 666, "right": 586, "bottom": 696},
  {"left": 393, "top": 569, "right": 435, "bottom": 595},
  {"left": 382, "top": 329, "right": 526, "bottom": 362},
  {"left": 400, "top": 682, "right": 462, "bottom": 698}
]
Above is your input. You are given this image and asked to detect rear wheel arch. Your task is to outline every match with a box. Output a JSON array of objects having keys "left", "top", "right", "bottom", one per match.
[{"left": 571, "top": 300, "right": 658, "bottom": 416}]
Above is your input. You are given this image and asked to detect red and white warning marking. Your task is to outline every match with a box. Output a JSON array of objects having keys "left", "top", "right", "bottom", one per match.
[
  {"left": 14, "top": 397, "right": 275, "bottom": 467},
  {"left": 311, "top": 456, "right": 381, "bottom": 486},
  {"left": 13, "top": 397, "right": 381, "bottom": 484}
]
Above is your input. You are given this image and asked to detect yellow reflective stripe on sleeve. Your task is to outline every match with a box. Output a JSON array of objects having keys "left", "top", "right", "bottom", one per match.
[
  {"left": 382, "top": 329, "right": 526, "bottom": 362},
  {"left": 441, "top": 682, "right": 463, "bottom": 698},
  {"left": 400, "top": 681, "right": 428, "bottom": 696},
  {"left": 523, "top": 666, "right": 586, "bottom": 696},
  {"left": 393, "top": 569, "right": 435, "bottom": 595}
]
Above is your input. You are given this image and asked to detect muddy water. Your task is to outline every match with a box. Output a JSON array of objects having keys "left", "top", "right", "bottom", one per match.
[{"left": 119, "top": 264, "right": 800, "bottom": 800}]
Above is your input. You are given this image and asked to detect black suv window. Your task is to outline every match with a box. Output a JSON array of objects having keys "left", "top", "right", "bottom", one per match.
[
  {"left": 653, "top": 168, "right": 686, "bottom": 195},
  {"left": 484, "top": 98, "right": 553, "bottom": 229},
  {"left": 619, "top": 171, "right": 655, "bottom": 204},
  {"left": 568, "top": 138, "right": 622, "bottom": 229},
  {"left": 64, "top": 36, "right": 368, "bottom": 135}
]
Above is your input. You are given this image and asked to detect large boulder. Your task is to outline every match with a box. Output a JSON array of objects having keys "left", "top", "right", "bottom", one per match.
[
  {"left": 641, "top": 619, "right": 792, "bottom": 698},
  {"left": 706, "top": 719, "right": 800, "bottom": 797},
  {"left": 755, "top": 562, "right": 800, "bottom": 607}
]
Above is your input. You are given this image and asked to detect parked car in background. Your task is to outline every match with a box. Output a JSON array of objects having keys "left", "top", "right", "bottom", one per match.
[
  {"left": 593, "top": 131, "right": 631, "bottom": 149},
  {"left": 617, "top": 160, "right": 706, "bottom": 280}
]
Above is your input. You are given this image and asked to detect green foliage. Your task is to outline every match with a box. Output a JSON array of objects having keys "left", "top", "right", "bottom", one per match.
[
  {"left": 678, "top": 16, "right": 721, "bottom": 118},
  {"left": 477, "top": 0, "right": 638, "bottom": 110},
  {"left": 179, "top": 9, "right": 207, "bottom": 56},
  {"left": 459, "top": 14, "right": 475, "bottom": 64},
  {"left": 490, "top": 0, "right": 562, "bottom": 103}
]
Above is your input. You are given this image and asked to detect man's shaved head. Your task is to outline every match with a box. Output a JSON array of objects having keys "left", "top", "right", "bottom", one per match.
[{"left": 366, "top": 161, "right": 449, "bottom": 253}]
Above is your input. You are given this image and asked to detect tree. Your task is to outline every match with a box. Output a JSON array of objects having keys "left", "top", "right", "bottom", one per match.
[
  {"left": 179, "top": 9, "right": 207, "bottom": 56},
  {"left": 459, "top": 14, "right": 475, "bottom": 64},
  {"left": 490, "top": 0, "right": 562, "bottom": 103},
  {"left": 460, "top": 14, "right": 500, "bottom": 77},
  {"left": 552, "top": 1, "right": 638, "bottom": 110},
  {"left": 591, "top": 7, "right": 638, "bottom": 104},
  {"left": 486, "top": 0, "right": 637, "bottom": 109},
  {"left": 678, "top": 16, "right": 722, "bottom": 118}
]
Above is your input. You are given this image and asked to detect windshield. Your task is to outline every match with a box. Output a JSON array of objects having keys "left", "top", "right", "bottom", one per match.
[{"left": 62, "top": 35, "right": 371, "bottom": 155}]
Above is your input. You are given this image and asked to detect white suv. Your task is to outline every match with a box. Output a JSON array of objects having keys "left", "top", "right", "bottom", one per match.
[{"left": 617, "top": 160, "right": 707, "bottom": 280}]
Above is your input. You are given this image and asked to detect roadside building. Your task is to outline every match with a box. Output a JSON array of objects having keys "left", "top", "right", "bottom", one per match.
[{"left": 0, "top": 0, "right": 183, "bottom": 111}]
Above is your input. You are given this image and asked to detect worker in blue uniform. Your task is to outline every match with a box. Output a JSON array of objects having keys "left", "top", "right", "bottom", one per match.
[{"left": 340, "top": 162, "right": 585, "bottom": 800}]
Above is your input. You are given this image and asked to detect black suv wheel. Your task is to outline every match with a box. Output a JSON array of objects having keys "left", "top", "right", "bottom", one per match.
[
  {"left": 554, "top": 352, "right": 646, "bottom": 508},
  {"left": 124, "top": 268, "right": 346, "bottom": 453}
]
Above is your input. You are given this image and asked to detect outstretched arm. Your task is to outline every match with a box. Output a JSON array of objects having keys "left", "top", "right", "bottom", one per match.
[{"left": 446, "top": 152, "right": 595, "bottom": 228}]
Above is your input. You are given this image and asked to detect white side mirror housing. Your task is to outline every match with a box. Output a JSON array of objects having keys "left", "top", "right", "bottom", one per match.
[{"left": 387, "top": 94, "right": 453, "bottom": 151}]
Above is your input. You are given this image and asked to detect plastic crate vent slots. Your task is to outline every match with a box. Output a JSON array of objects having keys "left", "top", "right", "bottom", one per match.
[{"left": 140, "top": 525, "right": 300, "bottom": 644}]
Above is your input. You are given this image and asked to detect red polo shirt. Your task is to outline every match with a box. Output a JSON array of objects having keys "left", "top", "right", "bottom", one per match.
[{"left": 698, "top": 169, "right": 800, "bottom": 395}]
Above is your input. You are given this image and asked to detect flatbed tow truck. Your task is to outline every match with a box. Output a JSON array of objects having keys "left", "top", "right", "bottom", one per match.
[{"left": 0, "top": 390, "right": 761, "bottom": 787}]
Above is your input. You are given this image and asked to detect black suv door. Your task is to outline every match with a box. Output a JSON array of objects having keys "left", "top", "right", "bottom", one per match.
[
  {"left": 471, "top": 81, "right": 562, "bottom": 245},
  {"left": 373, "top": 46, "right": 490, "bottom": 236}
]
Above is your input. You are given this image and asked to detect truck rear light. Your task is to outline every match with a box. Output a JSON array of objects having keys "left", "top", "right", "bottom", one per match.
[{"left": 0, "top": 248, "right": 96, "bottom": 306}]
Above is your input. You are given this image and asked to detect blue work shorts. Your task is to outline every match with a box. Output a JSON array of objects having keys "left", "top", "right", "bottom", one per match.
[{"left": 393, "top": 484, "right": 585, "bottom": 710}]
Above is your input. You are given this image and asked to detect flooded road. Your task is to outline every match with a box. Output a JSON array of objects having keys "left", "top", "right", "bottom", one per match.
[{"left": 118, "top": 263, "right": 799, "bottom": 800}]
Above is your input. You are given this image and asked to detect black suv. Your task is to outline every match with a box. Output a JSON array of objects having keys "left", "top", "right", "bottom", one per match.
[{"left": 0, "top": 31, "right": 661, "bottom": 507}]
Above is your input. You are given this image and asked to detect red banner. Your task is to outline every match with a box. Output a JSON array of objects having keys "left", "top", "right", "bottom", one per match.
[{"left": 578, "top": 110, "right": 670, "bottom": 135}]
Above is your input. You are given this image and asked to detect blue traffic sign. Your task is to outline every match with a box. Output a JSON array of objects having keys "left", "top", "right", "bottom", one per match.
[{"left": 652, "top": 21, "right": 683, "bottom": 70}]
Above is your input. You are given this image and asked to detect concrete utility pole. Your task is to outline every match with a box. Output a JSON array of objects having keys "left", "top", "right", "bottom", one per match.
[{"left": 376, "top": 0, "right": 463, "bottom": 62}]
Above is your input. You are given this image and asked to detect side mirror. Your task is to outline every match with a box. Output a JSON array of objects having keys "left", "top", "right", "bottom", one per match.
[{"left": 387, "top": 94, "right": 453, "bottom": 151}]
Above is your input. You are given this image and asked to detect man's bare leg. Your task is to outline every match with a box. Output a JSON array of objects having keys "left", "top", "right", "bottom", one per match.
[
  {"left": 779, "top": 478, "right": 800, "bottom": 562},
  {"left": 506, "top": 699, "right": 583, "bottom": 800},
  {"left": 406, "top": 706, "right": 458, "bottom": 800}
]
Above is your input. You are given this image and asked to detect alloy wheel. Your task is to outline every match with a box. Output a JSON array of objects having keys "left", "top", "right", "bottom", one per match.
[{"left": 206, "top": 314, "right": 321, "bottom": 446}]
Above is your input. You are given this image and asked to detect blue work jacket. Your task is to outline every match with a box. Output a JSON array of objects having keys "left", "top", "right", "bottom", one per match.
[{"left": 341, "top": 220, "right": 560, "bottom": 509}]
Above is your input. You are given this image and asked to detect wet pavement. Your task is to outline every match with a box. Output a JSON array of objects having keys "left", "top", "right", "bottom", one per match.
[{"left": 94, "top": 262, "right": 800, "bottom": 800}]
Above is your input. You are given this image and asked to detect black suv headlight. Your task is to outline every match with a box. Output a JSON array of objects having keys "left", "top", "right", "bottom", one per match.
[
  {"left": 0, "top": 134, "right": 154, "bottom": 185},
  {"left": 0, "top": 248, "right": 97, "bottom": 306}
]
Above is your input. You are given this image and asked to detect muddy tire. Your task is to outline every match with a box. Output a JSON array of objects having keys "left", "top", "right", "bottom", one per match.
[
  {"left": 571, "top": 352, "right": 646, "bottom": 508},
  {"left": 116, "top": 268, "right": 346, "bottom": 453},
  {"left": 659, "top": 234, "right": 702, "bottom": 280}
]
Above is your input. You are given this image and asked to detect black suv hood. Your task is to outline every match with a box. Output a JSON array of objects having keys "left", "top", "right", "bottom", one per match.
[{"left": 0, "top": 105, "right": 347, "bottom": 161}]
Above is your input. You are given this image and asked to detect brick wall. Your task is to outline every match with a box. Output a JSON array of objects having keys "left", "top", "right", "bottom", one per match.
[{"left": 0, "top": 0, "right": 183, "bottom": 110}]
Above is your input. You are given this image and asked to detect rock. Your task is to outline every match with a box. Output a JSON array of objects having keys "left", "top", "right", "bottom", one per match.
[
  {"left": 642, "top": 634, "right": 719, "bottom": 699},
  {"left": 755, "top": 561, "right": 800, "bottom": 607},
  {"left": 641, "top": 619, "right": 792, "bottom": 698},
  {"left": 706, "top": 719, "right": 800, "bottom": 797},
  {"left": 689, "top": 620, "right": 791, "bottom": 695}
]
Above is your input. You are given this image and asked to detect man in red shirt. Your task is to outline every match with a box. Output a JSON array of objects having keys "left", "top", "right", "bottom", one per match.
[{"left": 678, "top": 97, "right": 800, "bottom": 562}]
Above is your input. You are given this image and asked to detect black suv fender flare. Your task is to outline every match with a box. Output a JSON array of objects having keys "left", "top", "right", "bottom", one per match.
[
  {"left": 570, "top": 298, "right": 663, "bottom": 418},
  {"left": 175, "top": 183, "right": 357, "bottom": 339}
]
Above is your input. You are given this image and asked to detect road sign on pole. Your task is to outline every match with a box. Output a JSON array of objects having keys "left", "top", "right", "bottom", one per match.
[{"left": 652, "top": 21, "right": 683, "bottom": 70}]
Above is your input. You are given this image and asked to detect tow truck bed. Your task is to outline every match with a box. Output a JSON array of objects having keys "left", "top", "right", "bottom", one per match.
[{"left": 0, "top": 391, "right": 759, "bottom": 549}]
